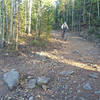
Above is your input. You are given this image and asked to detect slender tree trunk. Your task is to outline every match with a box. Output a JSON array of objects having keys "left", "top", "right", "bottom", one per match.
[
  {"left": 13, "top": 0, "right": 16, "bottom": 41},
  {"left": 10, "top": 0, "right": 13, "bottom": 43},
  {"left": 97, "top": 0, "right": 100, "bottom": 17},
  {"left": 25, "top": 0, "right": 28, "bottom": 32},
  {"left": 5, "top": 0, "right": 8, "bottom": 43},
  {"left": 78, "top": 11, "right": 81, "bottom": 32},
  {"left": 89, "top": 13, "right": 91, "bottom": 29},
  {"left": 28, "top": 0, "right": 32, "bottom": 34},
  {"left": 1, "top": 0, "right": 5, "bottom": 48},
  {"left": 0, "top": 0, "right": 1, "bottom": 36},
  {"left": 83, "top": 0, "right": 86, "bottom": 23},
  {"left": 72, "top": 10, "right": 74, "bottom": 31},
  {"left": 72, "top": 0, "right": 75, "bottom": 31},
  {"left": 15, "top": 0, "right": 20, "bottom": 50}
]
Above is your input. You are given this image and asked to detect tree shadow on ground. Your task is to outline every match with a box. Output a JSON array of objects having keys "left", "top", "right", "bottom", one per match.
[{"left": 0, "top": 48, "right": 100, "bottom": 100}]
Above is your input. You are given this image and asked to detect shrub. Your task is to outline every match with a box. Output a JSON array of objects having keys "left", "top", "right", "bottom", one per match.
[{"left": 30, "top": 39, "right": 39, "bottom": 46}]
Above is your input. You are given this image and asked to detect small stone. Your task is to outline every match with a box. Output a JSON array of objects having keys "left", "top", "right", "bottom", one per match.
[
  {"left": 77, "top": 90, "right": 81, "bottom": 93},
  {"left": 83, "top": 83, "right": 92, "bottom": 90},
  {"left": 33, "top": 52, "right": 47, "bottom": 60},
  {"left": 72, "top": 50, "right": 80, "bottom": 54},
  {"left": 42, "top": 85, "right": 49, "bottom": 90},
  {"left": 75, "top": 96, "right": 85, "bottom": 100},
  {"left": 28, "top": 79, "right": 37, "bottom": 89},
  {"left": 4, "top": 53, "right": 9, "bottom": 56},
  {"left": 33, "top": 53, "right": 40, "bottom": 57},
  {"left": 79, "top": 97, "right": 85, "bottom": 100},
  {"left": 29, "top": 96, "right": 33, "bottom": 100},
  {"left": 37, "top": 76, "right": 50, "bottom": 86},
  {"left": 73, "top": 81, "right": 77, "bottom": 83},
  {"left": 8, "top": 96, "right": 12, "bottom": 100},
  {"left": 27, "top": 76, "right": 33, "bottom": 79},
  {"left": 89, "top": 73, "right": 98, "bottom": 79},
  {"left": 3, "top": 69, "right": 19, "bottom": 90},
  {"left": 94, "top": 90, "right": 100, "bottom": 94},
  {"left": 18, "top": 97, "right": 25, "bottom": 100},
  {"left": 60, "top": 70, "right": 74, "bottom": 76}
]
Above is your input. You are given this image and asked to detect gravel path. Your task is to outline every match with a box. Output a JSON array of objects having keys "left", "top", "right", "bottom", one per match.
[{"left": 0, "top": 31, "right": 100, "bottom": 100}]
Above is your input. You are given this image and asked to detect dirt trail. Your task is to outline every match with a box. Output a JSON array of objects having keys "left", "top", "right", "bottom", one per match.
[{"left": 0, "top": 31, "right": 100, "bottom": 100}]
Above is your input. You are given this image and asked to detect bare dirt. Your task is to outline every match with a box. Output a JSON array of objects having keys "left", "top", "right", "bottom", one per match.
[{"left": 0, "top": 31, "right": 100, "bottom": 100}]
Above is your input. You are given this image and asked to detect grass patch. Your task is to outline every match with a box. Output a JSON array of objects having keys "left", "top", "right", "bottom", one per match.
[
  {"left": 30, "top": 39, "right": 39, "bottom": 46},
  {"left": 30, "top": 39, "right": 47, "bottom": 47},
  {"left": 30, "top": 32, "right": 52, "bottom": 47}
]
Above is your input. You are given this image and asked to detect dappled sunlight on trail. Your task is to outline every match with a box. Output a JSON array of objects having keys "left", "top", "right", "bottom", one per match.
[
  {"left": 49, "top": 36, "right": 69, "bottom": 44},
  {"left": 36, "top": 51, "right": 100, "bottom": 72}
]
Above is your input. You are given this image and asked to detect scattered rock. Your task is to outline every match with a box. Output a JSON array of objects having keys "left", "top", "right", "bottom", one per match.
[
  {"left": 73, "top": 81, "right": 77, "bottom": 83},
  {"left": 27, "top": 76, "right": 33, "bottom": 79},
  {"left": 75, "top": 96, "right": 85, "bottom": 100},
  {"left": 60, "top": 70, "right": 74, "bottom": 76},
  {"left": 37, "top": 76, "right": 50, "bottom": 86},
  {"left": 83, "top": 83, "right": 92, "bottom": 90},
  {"left": 4, "top": 53, "right": 9, "bottom": 56},
  {"left": 33, "top": 53, "right": 41, "bottom": 57},
  {"left": 18, "top": 97, "right": 25, "bottom": 100},
  {"left": 42, "top": 85, "right": 49, "bottom": 90},
  {"left": 94, "top": 90, "right": 100, "bottom": 94},
  {"left": 79, "top": 97, "right": 85, "bottom": 100},
  {"left": 72, "top": 50, "right": 80, "bottom": 54},
  {"left": 89, "top": 73, "right": 98, "bottom": 79},
  {"left": 33, "top": 52, "right": 48, "bottom": 60},
  {"left": 29, "top": 96, "right": 33, "bottom": 100},
  {"left": 28, "top": 79, "right": 37, "bottom": 89},
  {"left": 77, "top": 90, "right": 81, "bottom": 93},
  {"left": 3, "top": 69, "right": 19, "bottom": 90}
]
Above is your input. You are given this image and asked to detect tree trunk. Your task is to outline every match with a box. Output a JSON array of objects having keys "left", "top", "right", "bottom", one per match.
[
  {"left": 5, "top": 0, "right": 8, "bottom": 43},
  {"left": 1, "top": 0, "right": 5, "bottom": 48},
  {"left": 12, "top": 0, "right": 16, "bottom": 41},
  {"left": 28, "top": 0, "right": 32, "bottom": 34},
  {"left": 97, "top": 0, "right": 100, "bottom": 17},
  {"left": 10, "top": 0, "right": 13, "bottom": 43},
  {"left": 83, "top": 0, "right": 86, "bottom": 23},
  {"left": 25, "top": 0, "right": 28, "bottom": 32},
  {"left": 89, "top": 13, "right": 91, "bottom": 29},
  {"left": 15, "top": 0, "right": 20, "bottom": 50},
  {"left": 0, "top": 0, "right": 1, "bottom": 36},
  {"left": 72, "top": 0, "right": 75, "bottom": 31}
]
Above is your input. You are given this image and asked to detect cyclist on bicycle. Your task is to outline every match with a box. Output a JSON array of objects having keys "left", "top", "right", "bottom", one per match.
[{"left": 61, "top": 22, "right": 69, "bottom": 39}]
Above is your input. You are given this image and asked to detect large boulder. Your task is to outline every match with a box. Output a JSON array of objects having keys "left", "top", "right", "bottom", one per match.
[{"left": 3, "top": 69, "right": 19, "bottom": 90}]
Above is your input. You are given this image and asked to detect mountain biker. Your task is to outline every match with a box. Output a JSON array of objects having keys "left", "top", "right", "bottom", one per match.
[{"left": 61, "top": 22, "right": 69, "bottom": 39}]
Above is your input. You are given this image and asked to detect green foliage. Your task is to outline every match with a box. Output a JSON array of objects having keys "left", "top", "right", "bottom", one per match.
[
  {"left": 30, "top": 38, "right": 47, "bottom": 47},
  {"left": 41, "top": 41, "right": 46, "bottom": 47},
  {"left": 88, "top": 27, "right": 100, "bottom": 39},
  {"left": 95, "top": 34, "right": 100, "bottom": 39},
  {"left": 30, "top": 39, "right": 39, "bottom": 46},
  {"left": 88, "top": 27, "right": 96, "bottom": 34}
]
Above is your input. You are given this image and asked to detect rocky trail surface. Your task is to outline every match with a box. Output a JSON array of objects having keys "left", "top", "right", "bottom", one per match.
[{"left": 0, "top": 31, "right": 100, "bottom": 100}]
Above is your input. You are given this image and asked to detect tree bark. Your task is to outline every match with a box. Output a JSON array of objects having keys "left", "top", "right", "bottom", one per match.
[
  {"left": 10, "top": 0, "right": 14, "bottom": 43},
  {"left": 0, "top": 0, "right": 1, "bottom": 36},
  {"left": 5, "top": 0, "right": 8, "bottom": 43},
  {"left": 28, "top": 0, "right": 32, "bottom": 34},
  {"left": 97, "top": 0, "right": 100, "bottom": 17},
  {"left": 1, "top": 0, "right": 5, "bottom": 48}
]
